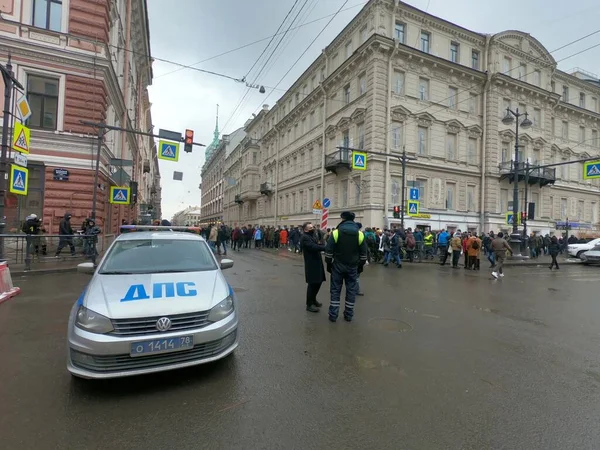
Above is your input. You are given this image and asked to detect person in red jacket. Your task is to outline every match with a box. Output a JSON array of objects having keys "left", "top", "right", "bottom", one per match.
[
  {"left": 279, "top": 227, "right": 288, "bottom": 248},
  {"left": 232, "top": 227, "right": 241, "bottom": 251}
]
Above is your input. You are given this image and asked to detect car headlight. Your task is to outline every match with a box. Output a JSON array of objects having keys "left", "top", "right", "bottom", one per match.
[
  {"left": 75, "top": 306, "right": 114, "bottom": 334},
  {"left": 207, "top": 295, "right": 234, "bottom": 323}
]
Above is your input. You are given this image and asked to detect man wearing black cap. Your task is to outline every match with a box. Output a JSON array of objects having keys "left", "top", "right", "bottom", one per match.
[{"left": 324, "top": 211, "right": 368, "bottom": 322}]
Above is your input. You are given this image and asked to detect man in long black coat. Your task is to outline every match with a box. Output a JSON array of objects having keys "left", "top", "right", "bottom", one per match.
[{"left": 300, "top": 221, "right": 326, "bottom": 313}]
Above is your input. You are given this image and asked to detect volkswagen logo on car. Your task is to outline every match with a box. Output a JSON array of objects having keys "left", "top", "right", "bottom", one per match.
[{"left": 155, "top": 317, "right": 172, "bottom": 332}]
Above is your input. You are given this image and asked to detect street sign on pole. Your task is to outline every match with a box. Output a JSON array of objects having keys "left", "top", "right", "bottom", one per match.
[
  {"left": 506, "top": 212, "right": 521, "bottom": 225},
  {"left": 583, "top": 161, "right": 600, "bottom": 179},
  {"left": 323, "top": 197, "right": 331, "bottom": 208},
  {"left": 409, "top": 188, "right": 419, "bottom": 201},
  {"left": 12, "top": 122, "right": 30, "bottom": 154},
  {"left": 9, "top": 165, "right": 28, "bottom": 195},
  {"left": 13, "top": 152, "right": 27, "bottom": 168},
  {"left": 352, "top": 151, "right": 367, "bottom": 170},
  {"left": 407, "top": 200, "right": 419, "bottom": 216},
  {"left": 158, "top": 129, "right": 182, "bottom": 142},
  {"left": 110, "top": 186, "right": 131, "bottom": 205},
  {"left": 312, "top": 199, "right": 322, "bottom": 210},
  {"left": 158, "top": 140, "right": 180, "bottom": 162},
  {"left": 16, "top": 95, "right": 32, "bottom": 121}
]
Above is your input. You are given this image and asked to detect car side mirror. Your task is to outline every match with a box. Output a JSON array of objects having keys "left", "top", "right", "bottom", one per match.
[
  {"left": 77, "top": 262, "right": 95, "bottom": 274},
  {"left": 220, "top": 259, "right": 234, "bottom": 270}
]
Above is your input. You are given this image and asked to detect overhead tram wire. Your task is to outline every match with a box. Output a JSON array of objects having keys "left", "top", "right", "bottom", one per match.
[
  {"left": 153, "top": 1, "right": 368, "bottom": 80},
  {"left": 256, "top": 0, "right": 351, "bottom": 114},
  {"left": 221, "top": 0, "right": 312, "bottom": 133},
  {"left": 227, "top": 0, "right": 318, "bottom": 129}
]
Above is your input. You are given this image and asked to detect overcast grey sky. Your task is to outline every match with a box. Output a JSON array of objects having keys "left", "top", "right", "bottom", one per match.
[{"left": 147, "top": 0, "right": 600, "bottom": 220}]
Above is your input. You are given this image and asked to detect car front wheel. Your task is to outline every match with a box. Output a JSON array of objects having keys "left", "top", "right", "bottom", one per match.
[{"left": 577, "top": 251, "right": 586, "bottom": 259}]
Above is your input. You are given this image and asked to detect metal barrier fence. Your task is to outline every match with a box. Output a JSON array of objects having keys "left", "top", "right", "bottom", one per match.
[{"left": 0, "top": 234, "right": 116, "bottom": 270}]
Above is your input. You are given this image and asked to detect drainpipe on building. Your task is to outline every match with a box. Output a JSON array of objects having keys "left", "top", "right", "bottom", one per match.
[
  {"left": 319, "top": 50, "right": 329, "bottom": 204},
  {"left": 480, "top": 34, "right": 492, "bottom": 232},
  {"left": 273, "top": 127, "right": 280, "bottom": 227},
  {"left": 384, "top": 43, "right": 399, "bottom": 229}
]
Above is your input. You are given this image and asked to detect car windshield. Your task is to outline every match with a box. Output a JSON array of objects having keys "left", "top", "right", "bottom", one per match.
[{"left": 99, "top": 238, "right": 217, "bottom": 274}]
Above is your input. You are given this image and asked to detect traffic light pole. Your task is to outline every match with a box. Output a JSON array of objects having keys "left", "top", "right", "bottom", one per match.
[{"left": 400, "top": 146, "right": 407, "bottom": 230}]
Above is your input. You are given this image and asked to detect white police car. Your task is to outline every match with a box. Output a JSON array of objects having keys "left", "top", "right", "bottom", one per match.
[{"left": 67, "top": 226, "right": 238, "bottom": 379}]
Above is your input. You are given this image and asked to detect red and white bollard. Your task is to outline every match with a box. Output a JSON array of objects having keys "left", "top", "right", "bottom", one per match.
[
  {"left": 0, "top": 262, "right": 21, "bottom": 305},
  {"left": 321, "top": 208, "right": 328, "bottom": 230}
]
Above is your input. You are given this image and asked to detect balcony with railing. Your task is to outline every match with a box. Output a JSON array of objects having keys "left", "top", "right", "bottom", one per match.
[
  {"left": 325, "top": 147, "right": 351, "bottom": 175},
  {"left": 499, "top": 161, "right": 556, "bottom": 187},
  {"left": 260, "top": 182, "right": 273, "bottom": 195},
  {"left": 242, "top": 137, "right": 259, "bottom": 150}
]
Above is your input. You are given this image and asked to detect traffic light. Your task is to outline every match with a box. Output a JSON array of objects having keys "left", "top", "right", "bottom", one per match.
[
  {"left": 520, "top": 211, "right": 527, "bottom": 222},
  {"left": 184, "top": 129, "right": 194, "bottom": 153},
  {"left": 393, "top": 205, "right": 400, "bottom": 219}
]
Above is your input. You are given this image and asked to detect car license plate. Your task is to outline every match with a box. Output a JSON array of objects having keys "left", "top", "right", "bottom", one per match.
[{"left": 130, "top": 335, "right": 194, "bottom": 357}]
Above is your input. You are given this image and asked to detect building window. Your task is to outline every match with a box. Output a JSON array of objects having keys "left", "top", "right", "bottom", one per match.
[
  {"left": 446, "top": 133, "right": 457, "bottom": 160},
  {"left": 593, "top": 97, "right": 598, "bottom": 113},
  {"left": 580, "top": 92, "right": 586, "bottom": 108},
  {"left": 390, "top": 177, "right": 401, "bottom": 204},
  {"left": 502, "top": 98, "right": 511, "bottom": 117},
  {"left": 410, "top": 180, "right": 426, "bottom": 207},
  {"left": 550, "top": 80, "right": 555, "bottom": 93},
  {"left": 320, "top": 68, "right": 325, "bottom": 81},
  {"left": 593, "top": 129, "right": 598, "bottom": 148},
  {"left": 562, "top": 121, "right": 569, "bottom": 139},
  {"left": 395, "top": 23, "right": 405, "bottom": 43},
  {"left": 342, "top": 130, "right": 350, "bottom": 148},
  {"left": 448, "top": 87, "right": 458, "bottom": 109},
  {"left": 345, "top": 41, "right": 353, "bottom": 59},
  {"left": 592, "top": 201, "right": 598, "bottom": 224},
  {"left": 580, "top": 126, "right": 585, "bottom": 143},
  {"left": 501, "top": 143, "right": 509, "bottom": 163},
  {"left": 503, "top": 56, "right": 511, "bottom": 74},
  {"left": 343, "top": 84, "right": 351, "bottom": 105},
  {"left": 551, "top": 117, "right": 556, "bottom": 136},
  {"left": 562, "top": 85, "right": 569, "bottom": 102},
  {"left": 417, "top": 126, "right": 428, "bottom": 155},
  {"left": 467, "top": 185, "right": 476, "bottom": 211},
  {"left": 560, "top": 198, "right": 567, "bottom": 219},
  {"left": 420, "top": 31, "right": 430, "bottom": 53},
  {"left": 500, "top": 189, "right": 508, "bottom": 212},
  {"left": 468, "top": 138, "right": 477, "bottom": 162},
  {"left": 392, "top": 124, "right": 402, "bottom": 149},
  {"left": 418, "top": 78, "right": 429, "bottom": 101},
  {"left": 533, "top": 108, "right": 541, "bottom": 128},
  {"left": 340, "top": 179, "right": 348, "bottom": 207},
  {"left": 27, "top": 74, "right": 59, "bottom": 130},
  {"left": 450, "top": 42, "right": 459, "bottom": 63},
  {"left": 33, "top": 0, "right": 62, "bottom": 32},
  {"left": 357, "top": 123, "right": 365, "bottom": 149},
  {"left": 469, "top": 93, "right": 478, "bottom": 114},
  {"left": 446, "top": 183, "right": 456, "bottom": 210},
  {"left": 360, "top": 26, "right": 368, "bottom": 43},
  {"left": 358, "top": 73, "right": 366, "bottom": 96},
  {"left": 533, "top": 70, "right": 541, "bottom": 87},
  {"left": 393, "top": 71, "right": 404, "bottom": 95},
  {"left": 518, "top": 63, "right": 526, "bottom": 81},
  {"left": 309, "top": 111, "right": 315, "bottom": 129},
  {"left": 354, "top": 177, "right": 361, "bottom": 205},
  {"left": 472, "top": 50, "right": 480, "bottom": 70}
]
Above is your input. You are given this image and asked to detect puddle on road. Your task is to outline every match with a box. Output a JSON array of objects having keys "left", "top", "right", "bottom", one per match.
[{"left": 369, "top": 318, "right": 413, "bottom": 333}]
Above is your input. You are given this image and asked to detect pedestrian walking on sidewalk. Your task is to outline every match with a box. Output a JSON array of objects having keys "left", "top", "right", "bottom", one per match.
[
  {"left": 55, "top": 212, "right": 75, "bottom": 257},
  {"left": 300, "top": 222, "right": 326, "bottom": 313},
  {"left": 548, "top": 235, "right": 560, "bottom": 270},
  {"left": 491, "top": 232, "right": 513, "bottom": 279}
]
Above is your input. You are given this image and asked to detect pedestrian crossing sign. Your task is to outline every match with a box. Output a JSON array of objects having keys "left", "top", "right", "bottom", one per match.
[
  {"left": 9, "top": 165, "right": 28, "bottom": 195},
  {"left": 505, "top": 212, "right": 521, "bottom": 225},
  {"left": 12, "top": 122, "right": 31, "bottom": 154},
  {"left": 352, "top": 151, "right": 367, "bottom": 170},
  {"left": 158, "top": 140, "right": 180, "bottom": 162},
  {"left": 407, "top": 200, "right": 419, "bottom": 216},
  {"left": 583, "top": 161, "right": 600, "bottom": 179},
  {"left": 110, "top": 186, "right": 130, "bottom": 204}
]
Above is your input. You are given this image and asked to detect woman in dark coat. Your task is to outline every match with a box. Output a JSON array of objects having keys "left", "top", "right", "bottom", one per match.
[
  {"left": 548, "top": 235, "right": 560, "bottom": 270},
  {"left": 300, "top": 221, "right": 326, "bottom": 313}
]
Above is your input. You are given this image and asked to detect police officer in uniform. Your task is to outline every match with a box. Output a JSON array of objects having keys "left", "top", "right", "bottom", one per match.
[{"left": 324, "top": 211, "right": 367, "bottom": 322}]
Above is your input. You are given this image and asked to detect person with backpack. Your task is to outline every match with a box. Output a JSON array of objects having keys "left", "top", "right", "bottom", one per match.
[
  {"left": 384, "top": 228, "right": 403, "bottom": 268},
  {"left": 466, "top": 232, "right": 481, "bottom": 270},
  {"left": 405, "top": 228, "right": 416, "bottom": 262}
]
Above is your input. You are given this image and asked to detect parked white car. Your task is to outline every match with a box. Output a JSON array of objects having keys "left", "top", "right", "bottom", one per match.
[
  {"left": 580, "top": 245, "right": 600, "bottom": 266},
  {"left": 567, "top": 238, "right": 600, "bottom": 259}
]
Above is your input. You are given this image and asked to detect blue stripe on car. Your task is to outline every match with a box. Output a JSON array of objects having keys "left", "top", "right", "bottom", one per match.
[{"left": 76, "top": 286, "right": 87, "bottom": 306}]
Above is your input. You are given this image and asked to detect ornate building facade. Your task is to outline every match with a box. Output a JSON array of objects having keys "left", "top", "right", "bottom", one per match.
[
  {"left": 218, "top": 0, "right": 600, "bottom": 233},
  {"left": 0, "top": 0, "right": 160, "bottom": 233}
]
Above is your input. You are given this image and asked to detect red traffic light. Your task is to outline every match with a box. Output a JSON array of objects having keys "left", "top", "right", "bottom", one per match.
[
  {"left": 185, "top": 129, "right": 194, "bottom": 144},
  {"left": 393, "top": 206, "right": 400, "bottom": 212}
]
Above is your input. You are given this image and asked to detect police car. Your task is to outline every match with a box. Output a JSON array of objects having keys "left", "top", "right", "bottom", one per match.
[{"left": 67, "top": 226, "right": 238, "bottom": 379}]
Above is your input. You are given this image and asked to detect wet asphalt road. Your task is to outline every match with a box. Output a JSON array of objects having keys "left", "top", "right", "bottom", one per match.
[{"left": 1, "top": 250, "right": 600, "bottom": 450}]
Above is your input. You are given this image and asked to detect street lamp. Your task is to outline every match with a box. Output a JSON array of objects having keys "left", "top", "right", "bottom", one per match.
[{"left": 501, "top": 107, "right": 532, "bottom": 258}]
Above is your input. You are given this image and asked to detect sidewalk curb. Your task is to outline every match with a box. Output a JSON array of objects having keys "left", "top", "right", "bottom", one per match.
[{"left": 11, "top": 266, "right": 79, "bottom": 276}]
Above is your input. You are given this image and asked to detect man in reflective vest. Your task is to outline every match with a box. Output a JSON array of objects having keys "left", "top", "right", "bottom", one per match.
[{"left": 324, "top": 211, "right": 368, "bottom": 322}]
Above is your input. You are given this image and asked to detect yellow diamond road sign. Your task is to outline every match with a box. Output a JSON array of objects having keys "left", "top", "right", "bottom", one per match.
[
  {"left": 312, "top": 199, "right": 322, "bottom": 210},
  {"left": 16, "top": 95, "right": 32, "bottom": 122},
  {"left": 12, "top": 122, "right": 31, "bottom": 154}
]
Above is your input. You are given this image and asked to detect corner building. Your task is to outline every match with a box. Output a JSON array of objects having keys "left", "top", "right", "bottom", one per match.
[
  {"left": 0, "top": 0, "right": 159, "bottom": 233},
  {"left": 221, "top": 0, "right": 600, "bottom": 233}
]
